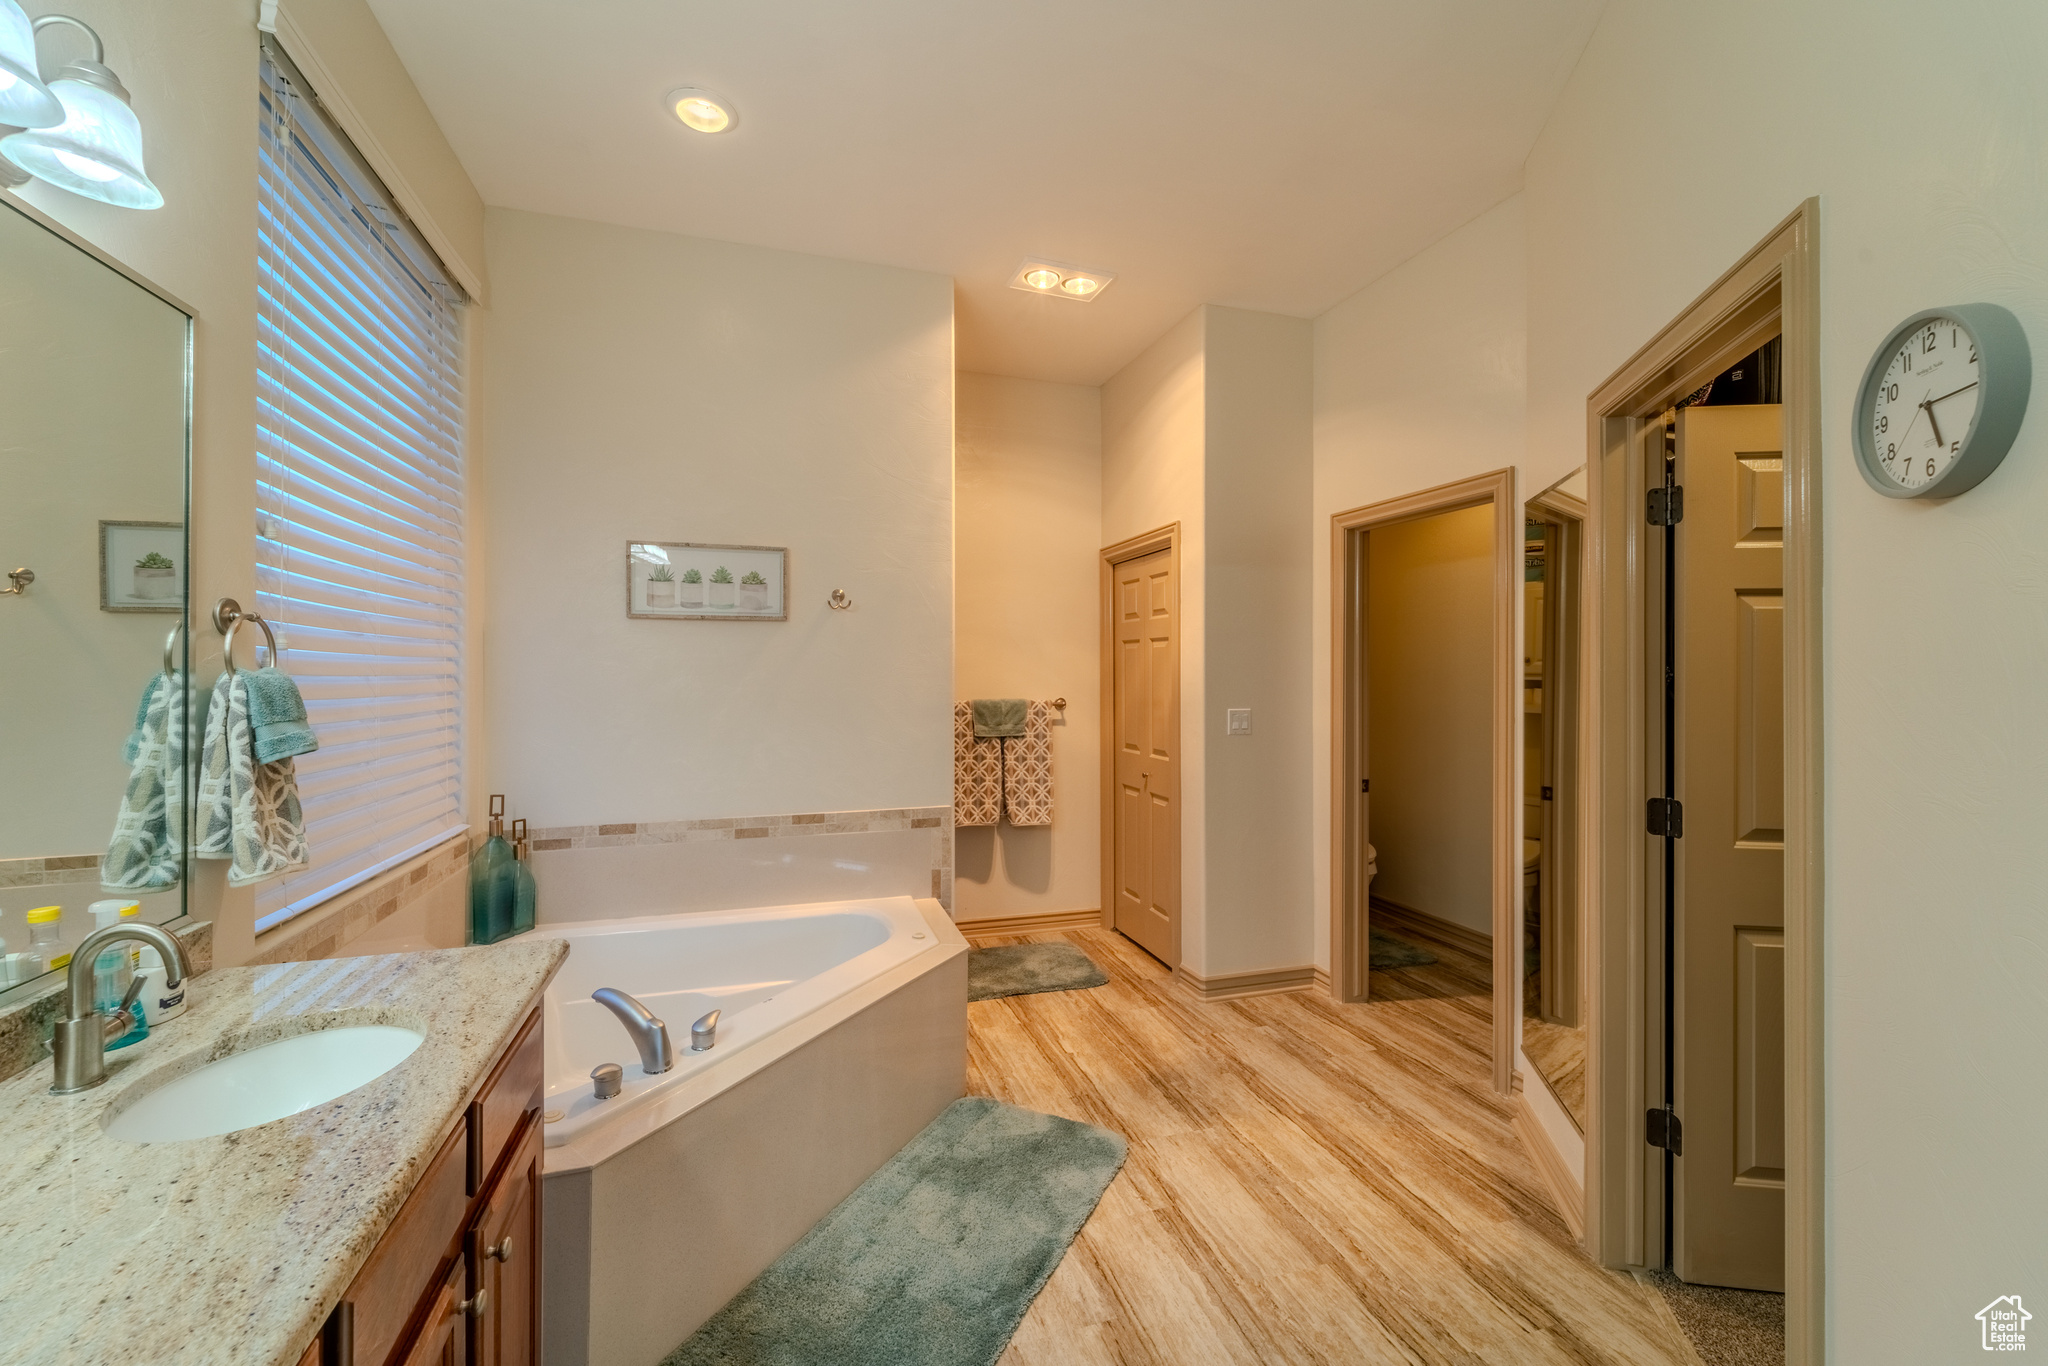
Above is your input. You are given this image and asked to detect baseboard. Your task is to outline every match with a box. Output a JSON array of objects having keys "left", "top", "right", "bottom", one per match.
[
  {"left": 1513, "top": 1093, "right": 1586, "bottom": 1242},
  {"left": 955, "top": 907, "right": 1102, "bottom": 939},
  {"left": 1370, "top": 894, "right": 1494, "bottom": 961},
  {"left": 1176, "top": 963, "right": 1318, "bottom": 1001}
]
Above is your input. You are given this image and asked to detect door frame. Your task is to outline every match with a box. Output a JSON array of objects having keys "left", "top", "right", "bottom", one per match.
[
  {"left": 1328, "top": 468, "right": 1519, "bottom": 1096},
  {"left": 1099, "top": 523, "right": 1182, "bottom": 968},
  {"left": 1581, "top": 200, "right": 1821, "bottom": 1361}
]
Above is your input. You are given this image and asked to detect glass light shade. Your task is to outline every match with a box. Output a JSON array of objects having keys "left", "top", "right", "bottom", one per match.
[
  {"left": 0, "top": 1, "right": 61, "bottom": 128},
  {"left": 1060, "top": 275, "right": 1100, "bottom": 296},
  {"left": 0, "top": 75, "right": 161, "bottom": 208},
  {"left": 1023, "top": 269, "right": 1062, "bottom": 290}
]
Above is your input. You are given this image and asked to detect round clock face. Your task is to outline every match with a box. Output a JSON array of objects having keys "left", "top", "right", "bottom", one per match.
[
  {"left": 1869, "top": 317, "right": 1979, "bottom": 491},
  {"left": 1854, "top": 303, "right": 2031, "bottom": 499}
]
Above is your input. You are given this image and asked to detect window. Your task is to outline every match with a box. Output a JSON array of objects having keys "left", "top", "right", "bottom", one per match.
[{"left": 255, "top": 42, "right": 467, "bottom": 932}]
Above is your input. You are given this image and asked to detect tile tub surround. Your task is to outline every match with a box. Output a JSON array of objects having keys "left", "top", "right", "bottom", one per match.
[
  {"left": 0, "top": 918, "right": 213, "bottom": 1084},
  {"left": 247, "top": 835, "right": 471, "bottom": 966},
  {"left": 0, "top": 938, "right": 568, "bottom": 1366},
  {"left": 531, "top": 806, "right": 956, "bottom": 917}
]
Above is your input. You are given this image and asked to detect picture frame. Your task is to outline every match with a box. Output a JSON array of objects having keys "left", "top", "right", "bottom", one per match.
[
  {"left": 627, "top": 541, "right": 788, "bottom": 620},
  {"left": 99, "top": 520, "right": 185, "bottom": 613}
]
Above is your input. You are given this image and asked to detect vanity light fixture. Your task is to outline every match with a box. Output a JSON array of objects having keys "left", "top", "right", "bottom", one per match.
[
  {"left": 0, "top": 15, "right": 161, "bottom": 210},
  {"left": 1006, "top": 258, "right": 1116, "bottom": 303},
  {"left": 0, "top": 1, "right": 62, "bottom": 129},
  {"left": 667, "top": 86, "right": 736, "bottom": 134}
]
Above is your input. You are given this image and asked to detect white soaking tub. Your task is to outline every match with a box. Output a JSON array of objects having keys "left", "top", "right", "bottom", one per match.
[{"left": 539, "top": 897, "right": 967, "bottom": 1366}]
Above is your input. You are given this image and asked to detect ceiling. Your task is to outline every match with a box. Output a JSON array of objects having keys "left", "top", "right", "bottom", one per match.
[{"left": 368, "top": 0, "right": 1605, "bottom": 386}]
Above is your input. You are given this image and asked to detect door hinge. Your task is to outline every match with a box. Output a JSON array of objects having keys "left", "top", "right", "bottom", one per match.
[
  {"left": 1540, "top": 785, "right": 1553, "bottom": 801},
  {"left": 1645, "top": 1106, "right": 1684, "bottom": 1155},
  {"left": 1360, "top": 778, "right": 1370, "bottom": 794},
  {"left": 1647, "top": 486, "right": 1684, "bottom": 525},
  {"left": 1646, "top": 797, "right": 1683, "bottom": 838}
]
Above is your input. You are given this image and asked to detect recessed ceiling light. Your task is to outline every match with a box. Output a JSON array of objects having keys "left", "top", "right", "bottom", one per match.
[
  {"left": 667, "top": 87, "right": 736, "bottom": 134},
  {"left": 1007, "top": 259, "right": 1116, "bottom": 303}
]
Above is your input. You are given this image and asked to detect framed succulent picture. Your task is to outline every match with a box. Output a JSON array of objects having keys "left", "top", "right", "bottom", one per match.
[
  {"left": 627, "top": 541, "right": 788, "bottom": 620},
  {"left": 99, "top": 520, "right": 185, "bottom": 613}
]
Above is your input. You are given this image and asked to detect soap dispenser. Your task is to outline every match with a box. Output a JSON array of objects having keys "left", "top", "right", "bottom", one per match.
[
  {"left": 468, "top": 794, "right": 516, "bottom": 945},
  {"left": 510, "top": 819, "right": 538, "bottom": 937}
]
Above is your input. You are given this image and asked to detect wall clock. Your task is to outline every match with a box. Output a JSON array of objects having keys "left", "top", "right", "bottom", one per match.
[{"left": 1854, "top": 302, "right": 2031, "bottom": 498}]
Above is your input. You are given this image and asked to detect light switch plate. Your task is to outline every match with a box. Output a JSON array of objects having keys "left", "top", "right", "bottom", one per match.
[{"left": 1226, "top": 708, "right": 1252, "bottom": 736}]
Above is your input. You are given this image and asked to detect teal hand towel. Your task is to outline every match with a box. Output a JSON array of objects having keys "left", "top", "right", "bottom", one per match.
[
  {"left": 244, "top": 665, "right": 319, "bottom": 764},
  {"left": 971, "top": 698, "right": 1028, "bottom": 739}
]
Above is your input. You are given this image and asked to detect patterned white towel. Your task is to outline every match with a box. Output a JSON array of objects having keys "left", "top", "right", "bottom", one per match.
[
  {"left": 103, "top": 671, "right": 188, "bottom": 891},
  {"left": 195, "top": 671, "right": 309, "bottom": 887},
  {"left": 1003, "top": 701, "right": 1054, "bottom": 826},
  {"left": 954, "top": 701, "right": 1002, "bottom": 827}
]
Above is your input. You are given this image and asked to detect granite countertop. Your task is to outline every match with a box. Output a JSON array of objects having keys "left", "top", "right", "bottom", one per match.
[{"left": 0, "top": 939, "right": 568, "bottom": 1366}]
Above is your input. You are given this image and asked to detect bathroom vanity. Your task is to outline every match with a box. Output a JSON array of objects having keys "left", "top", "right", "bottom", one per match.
[{"left": 0, "top": 939, "right": 565, "bottom": 1366}]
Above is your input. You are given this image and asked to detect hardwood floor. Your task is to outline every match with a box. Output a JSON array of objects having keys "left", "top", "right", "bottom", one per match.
[
  {"left": 966, "top": 924, "right": 1697, "bottom": 1365},
  {"left": 1522, "top": 1015, "right": 1588, "bottom": 1133}
]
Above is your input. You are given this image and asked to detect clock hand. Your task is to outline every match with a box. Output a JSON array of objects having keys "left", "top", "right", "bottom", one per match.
[
  {"left": 1926, "top": 380, "right": 1979, "bottom": 407},
  {"left": 1921, "top": 399, "right": 1943, "bottom": 448},
  {"left": 1885, "top": 390, "right": 1926, "bottom": 464}
]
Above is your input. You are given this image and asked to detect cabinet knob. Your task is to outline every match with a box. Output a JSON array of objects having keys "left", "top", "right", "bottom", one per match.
[
  {"left": 488, "top": 1235, "right": 514, "bottom": 1263},
  {"left": 459, "top": 1287, "right": 489, "bottom": 1320}
]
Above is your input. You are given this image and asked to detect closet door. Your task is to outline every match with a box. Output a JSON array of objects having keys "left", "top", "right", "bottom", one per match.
[
  {"left": 1111, "top": 547, "right": 1179, "bottom": 965},
  {"left": 1673, "top": 403, "right": 1786, "bottom": 1291}
]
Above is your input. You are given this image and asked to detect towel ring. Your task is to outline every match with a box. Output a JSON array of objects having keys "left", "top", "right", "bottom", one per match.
[
  {"left": 213, "top": 596, "right": 278, "bottom": 675},
  {"left": 162, "top": 621, "right": 184, "bottom": 674}
]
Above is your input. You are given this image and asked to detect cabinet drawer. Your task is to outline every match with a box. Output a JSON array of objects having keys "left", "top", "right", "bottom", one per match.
[
  {"left": 467, "top": 1008, "right": 544, "bottom": 1195},
  {"left": 338, "top": 1119, "right": 469, "bottom": 1366}
]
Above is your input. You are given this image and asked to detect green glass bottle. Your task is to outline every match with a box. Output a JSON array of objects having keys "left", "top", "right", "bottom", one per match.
[
  {"left": 469, "top": 794, "right": 516, "bottom": 945},
  {"left": 510, "top": 818, "right": 538, "bottom": 937}
]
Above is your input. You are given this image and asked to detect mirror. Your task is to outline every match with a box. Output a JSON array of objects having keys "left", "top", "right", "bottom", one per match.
[{"left": 0, "top": 197, "right": 192, "bottom": 998}]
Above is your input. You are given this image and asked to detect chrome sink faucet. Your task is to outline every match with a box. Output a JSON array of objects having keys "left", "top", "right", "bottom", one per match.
[
  {"left": 50, "top": 923, "right": 190, "bottom": 1095},
  {"left": 591, "top": 988, "right": 674, "bottom": 1075}
]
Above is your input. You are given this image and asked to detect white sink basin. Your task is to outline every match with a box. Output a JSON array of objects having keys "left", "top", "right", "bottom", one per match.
[{"left": 105, "top": 1025, "right": 425, "bottom": 1143}]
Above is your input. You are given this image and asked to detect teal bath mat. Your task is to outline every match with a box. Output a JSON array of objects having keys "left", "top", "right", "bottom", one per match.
[
  {"left": 665, "top": 1096, "right": 1127, "bottom": 1366},
  {"left": 967, "top": 942, "right": 1108, "bottom": 1001},
  {"left": 1369, "top": 929, "right": 1437, "bottom": 969}
]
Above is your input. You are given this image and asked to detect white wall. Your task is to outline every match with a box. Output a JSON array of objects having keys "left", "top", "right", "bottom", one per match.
[
  {"left": 1523, "top": 2, "right": 2048, "bottom": 1353},
  {"left": 1311, "top": 195, "right": 1528, "bottom": 967},
  {"left": 480, "top": 208, "right": 954, "bottom": 828},
  {"left": 1202, "top": 307, "right": 1316, "bottom": 976},
  {"left": 1365, "top": 506, "right": 1495, "bottom": 935},
  {"left": 6, "top": 0, "right": 482, "bottom": 970},
  {"left": 952, "top": 373, "right": 1102, "bottom": 922}
]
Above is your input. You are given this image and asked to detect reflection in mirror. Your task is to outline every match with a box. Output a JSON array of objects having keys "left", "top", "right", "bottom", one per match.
[{"left": 0, "top": 198, "right": 192, "bottom": 998}]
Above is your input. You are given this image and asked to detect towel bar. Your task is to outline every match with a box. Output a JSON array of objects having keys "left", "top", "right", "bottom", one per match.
[{"left": 212, "top": 596, "right": 278, "bottom": 674}]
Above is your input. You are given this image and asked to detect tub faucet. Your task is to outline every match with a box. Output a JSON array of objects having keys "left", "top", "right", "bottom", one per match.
[
  {"left": 51, "top": 923, "right": 190, "bottom": 1095},
  {"left": 591, "top": 988, "right": 674, "bottom": 1075}
]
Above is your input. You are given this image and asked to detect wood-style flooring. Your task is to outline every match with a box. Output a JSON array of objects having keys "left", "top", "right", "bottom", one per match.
[
  {"left": 966, "top": 924, "right": 1699, "bottom": 1366},
  {"left": 1522, "top": 1015, "right": 1588, "bottom": 1134}
]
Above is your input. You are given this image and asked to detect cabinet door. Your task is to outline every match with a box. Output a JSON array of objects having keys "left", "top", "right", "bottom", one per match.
[
  {"left": 401, "top": 1261, "right": 467, "bottom": 1366},
  {"left": 468, "top": 1113, "right": 542, "bottom": 1366}
]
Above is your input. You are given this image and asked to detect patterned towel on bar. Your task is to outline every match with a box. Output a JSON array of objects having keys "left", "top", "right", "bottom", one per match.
[
  {"left": 954, "top": 701, "right": 1002, "bottom": 827},
  {"left": 1002, "top": 700, "right": 1054, "bottom": 826},
  {"left": 195, "top": 671, "right": 310, "bottom": 887}
]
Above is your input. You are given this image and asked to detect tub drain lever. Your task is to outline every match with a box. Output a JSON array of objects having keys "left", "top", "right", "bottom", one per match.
[
  {"left": 591, "top": 1062, "right": 623, "bottom": 1101},
  {"left": 690, "top": 1010, "right": 721, "bottom": 1052}
]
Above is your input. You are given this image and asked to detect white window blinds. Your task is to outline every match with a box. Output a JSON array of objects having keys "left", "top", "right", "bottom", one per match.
[{"left": 255, "top": 42, "right": 467, "bottom": 933}]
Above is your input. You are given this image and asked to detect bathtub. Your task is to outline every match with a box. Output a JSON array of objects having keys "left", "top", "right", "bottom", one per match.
[{"left": 539, "top": 896, "right": 967, "bottom": 1366}]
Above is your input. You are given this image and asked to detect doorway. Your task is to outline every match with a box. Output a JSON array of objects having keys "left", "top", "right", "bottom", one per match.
[
  {"left": 1098, "top": 525, "right": 1180, "bottom": 967},
  {"left": 1522, "top": 478, "right": 1586, "bottom": 1139},
  {"left": 1329, "top": 469, "right": 1519, "bottom": 1093},
  {"left": 1583, "top": 202, "right": 1822, "bottom": 1360}
]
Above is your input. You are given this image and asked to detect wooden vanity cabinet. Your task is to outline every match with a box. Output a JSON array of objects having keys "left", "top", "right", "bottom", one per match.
[{"left": 315, "top": 1008, "right": 544, "bottom": 1366}]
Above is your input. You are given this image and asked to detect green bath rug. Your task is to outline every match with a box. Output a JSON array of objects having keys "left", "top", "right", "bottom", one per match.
[
  {"left": 967, "top": 942, "right": 1108, "bottom": 1001},
  {"left": 1369, "top": 929, "right": 1437, "bottom": 969},
  {"left": 665, "top": 1096, "right": 1127, "bottom": 1366}
]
